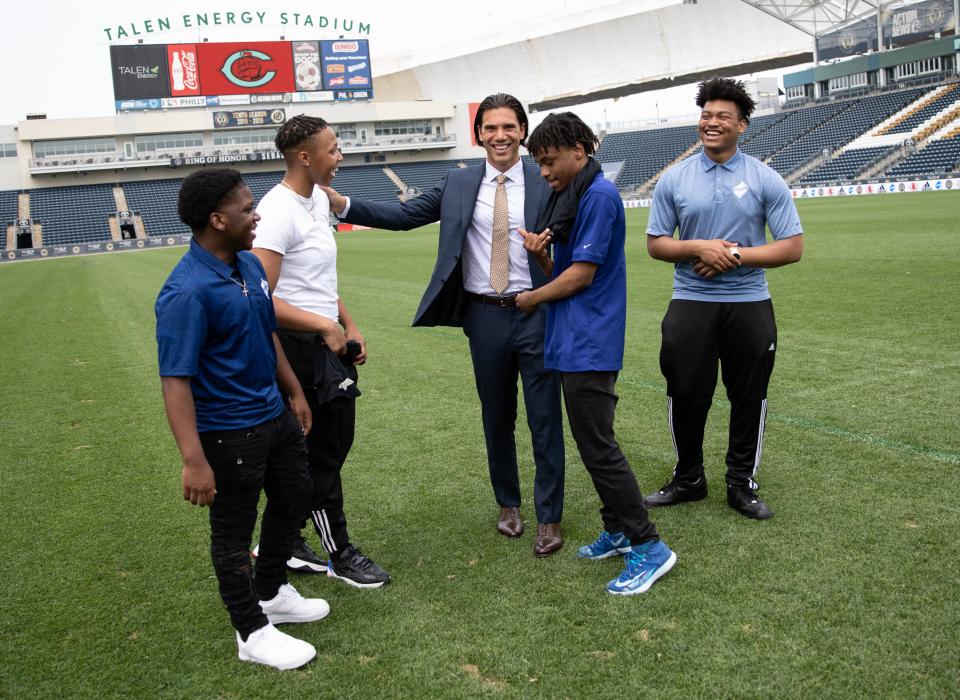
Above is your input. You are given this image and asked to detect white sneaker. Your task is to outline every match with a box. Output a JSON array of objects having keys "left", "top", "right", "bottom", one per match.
[
  {"left": 236, "top": 623, "right": 316, "bottom": 670},
  {"left": 259, "top": 583, "right": 330, "bottom": 625}
]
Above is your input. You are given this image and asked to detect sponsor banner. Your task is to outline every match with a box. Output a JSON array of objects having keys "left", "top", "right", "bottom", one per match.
[
  {"left": 206, "top": 94, "right": 251, "bottom": 106},
  {"left": 336, "top": 223, "right": 373, "bottom": 232},
  {"left": 292, "top": 40, "right": 323, "bottom": 91},
  {"left": 197, "top": 41, "right": 294, "bottom": 95},
  {"left": 116, "top": 98, "right": 163, "bottom": 111},
  {"left": 320, "top": 39, "right": 371, "bottom": 91},
  {"left": 291, "top": 91, "right": 335, "bottom": 103},
  {"left": 468, "top": 102, "right": 481, "bottom": 146},
  {"left": 161, "top": 96, "right": 207, "bottom": 109},
  {"left": 0, "top": 234, "right": 193, "bottom": 263},
  {"left": 789, "top": 178, "right": 960, "bottom": 198},
  {"left": 212, "top": 108, "right": 285, "bottom": 129},
  {"left": 111, "top": 44, "right": 171, "bottom": 100},
  {"left": 884, "top": 0, "right": 955, "bottom": 47},
  {"left": 622, "top": 198, "right": 653, "bottom": 209},
  {"left": 250, "top": 93, "right": 289, "bottom": 104},
  {"left": 816, "top": 18, "right": 878, "bottom": 61},
  {"left": 167, "top": 44, "right": 201, "bottom": 96},
  {"left": 817, "top": 0, "right": 955, "bottom": 59},
  {"left": 333, "top": 90, "right": 372, "bottom": 101}
]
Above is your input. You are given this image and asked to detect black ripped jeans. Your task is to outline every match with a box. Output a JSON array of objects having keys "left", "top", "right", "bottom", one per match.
[{"left": 199, "top": 410, "right": 311, "bottom": 637}]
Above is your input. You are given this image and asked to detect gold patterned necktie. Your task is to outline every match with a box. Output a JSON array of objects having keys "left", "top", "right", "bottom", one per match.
[{"left": 489, "top": 173, "right": 510, "bottom": 294}]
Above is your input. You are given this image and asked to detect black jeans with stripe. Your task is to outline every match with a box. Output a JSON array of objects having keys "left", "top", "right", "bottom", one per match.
[
  {"left": 277, "top": 331, "right": 356, "bottom": 558},
  {"left": 659, "top": 299, "right": 777, "bottom": 490}
]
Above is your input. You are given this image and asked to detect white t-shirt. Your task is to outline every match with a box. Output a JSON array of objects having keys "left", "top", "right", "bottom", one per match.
[{"left": 254, "top": 183, "right": 340, "bottom": 322}]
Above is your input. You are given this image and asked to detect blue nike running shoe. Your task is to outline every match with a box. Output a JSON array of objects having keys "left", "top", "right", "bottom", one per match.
[
  {"left": 577, "top": 530, "right": 632, "bottom": 560},
  {"left": 606, "top": 539, "right": 676, "bottom": 595}
]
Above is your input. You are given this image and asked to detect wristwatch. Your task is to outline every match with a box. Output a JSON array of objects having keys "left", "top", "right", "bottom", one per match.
[{"left": 729, "top": 246, "right": 742, "bottom": 264}]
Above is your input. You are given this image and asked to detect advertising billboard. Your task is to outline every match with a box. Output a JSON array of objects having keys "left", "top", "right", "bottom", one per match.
[
  {"left": 817, "top": 0, "right": 956, "bottom": 60},
  {"left": 292, "top": 40, "right": 324, "bottom": 91},
  {"left": 110, "top": 39, "right": 372, "bottom": 108},
  {"left": 167, "top": 44, "right": 202, "bottom": 96},
  {"left": 197, "top": 41, "right": 295, "bottom": 95},
  {"left": 212, "top": 108, "right": 286, "bottom": 128},
  {"left": 320, "top": 40, "right": 372, "bottom": 91},
  {"left": 110, "top": 45, "right": 171, "bottom": 100}
]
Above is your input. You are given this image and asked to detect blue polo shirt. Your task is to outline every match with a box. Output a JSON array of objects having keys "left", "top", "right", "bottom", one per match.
[
  {"left": 155, "top": 239, "right": 285, "bottom": 432},
  {"left": 545, "top": 173, "right": 626, "bottom": 372},
  {"left": 647, "top": 148, "right": 803, "bottom": 302}
]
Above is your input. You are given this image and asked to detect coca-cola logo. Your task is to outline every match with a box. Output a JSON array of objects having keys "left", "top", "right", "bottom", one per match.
[
  {"left": 180, "top": 50, "right": 199, "bottom": 90},
  {"left": 332, "top": 41, "right": 359, "bottom": 53}
]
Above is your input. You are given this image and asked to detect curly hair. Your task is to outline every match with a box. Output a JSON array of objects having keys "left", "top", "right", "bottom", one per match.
[
  {"left": 177, "top": 168, "right": 246, "bottom": 233},
  {"left": 695, "top": 77, "right": 757, "bottom": 123},
  {"left": 526, "top": 112, "right": 599, "bottom": 158},
  {"left": 473, "top": 93, "right": 529, "bottom": 146},
  {"left": 275, "top": 114, "right": 331, "bottom": 154}
]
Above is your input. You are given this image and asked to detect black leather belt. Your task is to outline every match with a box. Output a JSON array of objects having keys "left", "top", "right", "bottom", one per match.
[{"left": 466, "top": 292, "right": 529, "bottom": 308}]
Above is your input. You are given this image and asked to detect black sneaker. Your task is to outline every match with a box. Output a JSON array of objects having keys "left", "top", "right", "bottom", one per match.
[
  {"left": 253, "top": 537, "right": 329, "bottom": 574},
  {"left": 644, "top": 476, "right": 708, "bottom": 507},
  {"left": 328, "top": 545, "right": 391, "bottom": 589},
  {"left": 727, "top": 484, "right": 772, "bottom": 520},
  {"left": 286, "top": 535, "right": 329, "bottom": 573}
]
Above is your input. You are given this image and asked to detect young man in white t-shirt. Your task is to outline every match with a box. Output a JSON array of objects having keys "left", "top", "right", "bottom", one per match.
[{"left": 251, "top": 115, "right": 390, "bottom": 588}]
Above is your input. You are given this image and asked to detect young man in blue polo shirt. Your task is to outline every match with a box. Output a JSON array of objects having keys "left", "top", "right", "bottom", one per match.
[
  {"left": 156, "top": 168, "right": 330, "bottom": 670},
  {"left": 516, "top": 113, "right": 676, "bottom": 595},
  {"left": 645, "top": 77, "right": 803, "bottom": 520}
]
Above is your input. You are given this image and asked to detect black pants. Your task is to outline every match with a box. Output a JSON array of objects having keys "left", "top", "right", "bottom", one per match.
[
  {"left": 462, "top": 301, "right": 566, "bottom": 524},
  {"left": 200, "top": 411, "right": 311, "bottom": 637},
  {"left": 659, "top": 299, "right": 777, "bottom": 489},
  {"left": 562, "top": 372, "right": 658, "bottom": 545},
  {"left": 278, "top": 331, "right": 356, "bottom": 557}
]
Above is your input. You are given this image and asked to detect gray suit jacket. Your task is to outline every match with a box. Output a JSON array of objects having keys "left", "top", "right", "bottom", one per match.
[{"left": 342, "top": 161, "right": 552, "bottom": 326}]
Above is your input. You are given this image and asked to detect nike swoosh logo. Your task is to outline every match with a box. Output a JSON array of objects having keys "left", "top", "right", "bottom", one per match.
[{"left": 583, "top": 243, "right": 592, "bottom": 249}]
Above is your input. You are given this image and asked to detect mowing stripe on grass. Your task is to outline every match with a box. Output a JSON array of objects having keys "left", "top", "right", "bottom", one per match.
[{"left": 618, "top": 373, "right": 960, "bottom": 465}]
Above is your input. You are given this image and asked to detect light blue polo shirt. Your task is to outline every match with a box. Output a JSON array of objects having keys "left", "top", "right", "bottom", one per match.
[
  {"left": 156, "top": 239, "right": 285, "bottom": 432},
  {"left": 647, "top": 148, "right": 802, "bottom": 302},
  {"left": 545, "top": 173, "right": 626, "bottom": 373}
]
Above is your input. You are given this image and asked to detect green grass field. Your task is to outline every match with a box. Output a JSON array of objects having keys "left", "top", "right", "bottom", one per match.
[{"left": 1, "top": 191, "right": 958, "bottom": 698}]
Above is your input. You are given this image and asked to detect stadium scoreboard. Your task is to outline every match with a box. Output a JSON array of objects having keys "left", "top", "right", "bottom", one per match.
[{"left": 110, "top": 39, "right": 372, "bottom": 112}]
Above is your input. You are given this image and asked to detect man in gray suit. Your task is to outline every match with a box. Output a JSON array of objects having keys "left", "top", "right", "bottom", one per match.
[{"left": 322, "top": 93, "right": 565, "bottom": 557}]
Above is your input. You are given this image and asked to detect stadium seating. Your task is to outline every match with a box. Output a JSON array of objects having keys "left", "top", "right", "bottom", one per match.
[
  {"left": 122, "top": 178, "right": 187, "bottom": 235},
  {"left": 797, "top": 145, "right": 893, "bottom": 185},
  {"left": 595, "top": 124, "right": 699, "bottom": 189},
  {"left": 885, "top": 135, "right": 960, "bottom": 177},
  {"left": 740, "top": 101, "right": 850, "bottom": 162},
  {"left": 0, "top": 190, "right": 19, "bottom": 223},
  {"left": 29, "top": 184, "right": 115, "bottom": 246},
  {"left": 327, "top": 165, "right": 401, "bottom": 202},
  {"left": 766, "top": 88, "right": 928, "bottom": 177},
  {"left": 390, "top": 160, "right": 464, "bottom": 192},
  {"left": 880, "top": 85, "right": 960, "bottom": 135}
]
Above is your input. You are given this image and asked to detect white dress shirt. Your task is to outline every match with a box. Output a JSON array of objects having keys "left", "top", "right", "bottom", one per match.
[{"left": 462, "top": 159, "right": 533, "bottom": 295}]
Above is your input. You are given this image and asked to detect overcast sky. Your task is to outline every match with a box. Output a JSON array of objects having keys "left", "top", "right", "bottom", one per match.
[{"left": 7, "top": 0, "right": 791, "bottom": 129}]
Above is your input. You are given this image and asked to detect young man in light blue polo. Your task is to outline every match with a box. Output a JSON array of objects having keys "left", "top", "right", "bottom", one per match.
[
  {"left": 645, "top": 77, "right": 804, "bottom": 520},
  {"left": 516, "top": 113, "right": 676, "bottom": 596}
]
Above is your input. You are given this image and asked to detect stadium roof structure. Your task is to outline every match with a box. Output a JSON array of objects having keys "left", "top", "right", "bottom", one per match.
[
  {"left": 738, "top": 0, "right": 886, "bottom": 37},
  {"left": 372, "top": 0, "right": 933, "bottom": 110}
]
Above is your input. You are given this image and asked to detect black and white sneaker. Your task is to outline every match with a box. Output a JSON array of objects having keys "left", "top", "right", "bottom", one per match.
[
  {"left": 327, "top": 545, "right": 391, "bottom": 589},
  {"left": 252, "top": 536, "right": 328, "bottom": 574}
]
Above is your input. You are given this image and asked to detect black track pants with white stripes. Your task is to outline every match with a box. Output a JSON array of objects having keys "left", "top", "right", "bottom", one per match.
[{"left": 659, "top": 299, "right": 777, "bottom": 489}]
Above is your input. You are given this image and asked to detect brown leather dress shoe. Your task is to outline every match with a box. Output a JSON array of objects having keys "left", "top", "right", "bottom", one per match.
[
  {"left": 497, "top": 507, "right": 524, "bottom": 538},
  {"left": 533, "top": 523, "right": 563, "bottom": 557}
]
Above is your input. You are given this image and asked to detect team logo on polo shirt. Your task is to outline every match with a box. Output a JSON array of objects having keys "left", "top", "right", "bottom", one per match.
[
  {"left": 260, "top": 278, "right": 270, "bottom": 298},
  {"left": 733, "top": 181, "right": 748, "bottom": 199}
]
